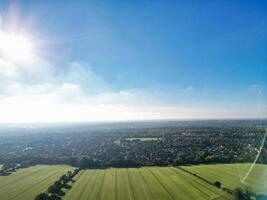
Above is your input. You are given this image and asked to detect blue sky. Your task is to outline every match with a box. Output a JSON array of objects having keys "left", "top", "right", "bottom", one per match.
[{"left": 0, "top": 1, "right": 266, "bottom": 122}]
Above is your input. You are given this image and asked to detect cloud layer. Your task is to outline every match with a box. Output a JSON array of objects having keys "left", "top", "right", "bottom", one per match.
[{"left": 0, "top": 31, "right": 266, "bottom": 123}]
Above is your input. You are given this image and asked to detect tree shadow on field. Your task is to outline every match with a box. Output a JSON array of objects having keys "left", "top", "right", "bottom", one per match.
[
  {"left": 62, "top": 184, "right": 72, "bottom": 190},
  {"left": 57, "top": 190, "right": 66, "bottom": 197}
]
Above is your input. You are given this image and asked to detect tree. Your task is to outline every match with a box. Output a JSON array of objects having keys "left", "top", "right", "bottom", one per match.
[
  {"left": 54, "top": 181, "right": 62, "bottom": 187},
  {"left": 108, "top": 159, "right": 140, "bottom": 168},
  {"left": 59, "top": 175, "right": 68, "bottom": 184},
  {"left": 67, "top": 170, "right": 72, "bottom": 175},
  {"left": 50, "top": 194, "right": 61, "bottom": 200},
  {"left": 48, "top": 185, "right": 59, "bottom": 194},
  {"left": 234, "top": 187, "right": 254, "bottom": 200},
  {"left": 214, "top": 181, "right": 221, "bottom": 188},
  {"left": 77, "top": 156, "right": 102, "bottom": 169},
  {"left": 73, "top": 168, "right": 80, "bottom": 175},
  {"left": 2, "top": 163, "right": 13, "bottom": 171},
  {"left": 34, "top": 193, "right": 50, "bottom": 200}
]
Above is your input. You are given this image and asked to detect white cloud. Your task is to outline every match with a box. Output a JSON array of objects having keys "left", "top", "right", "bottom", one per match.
[
  {"left": 59, "top": 61, "right": 106, "bottom": 92},
  {"left": 0, "top": 35, "right": 266, "bottom": 122},
  {"left": 1, "top": 98, "right": 266, "bottom": 123}
]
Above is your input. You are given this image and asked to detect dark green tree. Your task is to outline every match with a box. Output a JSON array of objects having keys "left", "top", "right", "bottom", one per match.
[
  {"left": 34, "top": 193, "right": 50, "bottom": 200},
  {"left": 234, "top": 187, "right": 254, "bottom": 200},
  {"left": 214, "top": 181, "right": 221, "bottom": 188}
]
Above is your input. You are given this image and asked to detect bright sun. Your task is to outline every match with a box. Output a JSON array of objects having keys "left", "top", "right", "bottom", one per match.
[{"left": 0, "top": 31, "right": 34, "bottom": 63}]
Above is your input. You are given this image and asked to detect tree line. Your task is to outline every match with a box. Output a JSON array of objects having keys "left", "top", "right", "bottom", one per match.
[{"left": 34, "top": 168, "right": 80, "bottom": 200}]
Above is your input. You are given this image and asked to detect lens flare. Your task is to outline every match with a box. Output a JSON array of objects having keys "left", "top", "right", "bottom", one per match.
[{"left": 0, "top": 31, "right": 34, "bottom": 63}]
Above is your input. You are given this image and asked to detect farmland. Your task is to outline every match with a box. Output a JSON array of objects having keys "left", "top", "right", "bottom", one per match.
[
  {"left": 0, "top": 122, "right": 265, "bottom": 200},
  {"left": 182, "top": 163, "right": 267, "bottom": 195},
  {"left": 0, "top": 163, "right": 266, "bottom": 200},
  {"left": 64, "top": 166, "right": 232, "bottom": 200},
  {"left": 0, "top": 165, "right": 73, "bottom": 200},
  {"left": 63, "top": 164, "right": 267, "bottom": 200}
]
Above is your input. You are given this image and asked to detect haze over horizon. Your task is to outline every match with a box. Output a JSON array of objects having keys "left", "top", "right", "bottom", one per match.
[{"left": 0, "top": 1, "right": 266, "bottom": 123}]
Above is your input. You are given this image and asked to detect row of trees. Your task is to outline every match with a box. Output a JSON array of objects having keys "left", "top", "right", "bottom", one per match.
[
  {"left": 77, "top": 156, "right": 141, "bottom": 169},
  {"left": 34, "top": 168, "right": 80, "bottom": 200},
  {"left": 0, "top": 162, "right": 31, "bottom": 176},
  {"left": 179, "top": 165, "right": 256, "bottom": 199}
]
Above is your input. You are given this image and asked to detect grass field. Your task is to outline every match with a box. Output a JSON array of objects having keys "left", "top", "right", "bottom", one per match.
[
  {"left": 64, "top": 167, "right": 232, "bottom": 200},
  {"left": 0, "top": 165, "right": 73, "bottom": 200},
  {"left": 0, "top": 163, "right": 265, "bottom": 200},
  {"left": 182, "top": 163, "right": 267, "bottom": 195}
]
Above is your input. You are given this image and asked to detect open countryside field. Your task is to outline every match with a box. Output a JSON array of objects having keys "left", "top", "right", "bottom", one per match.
[
  {"left": 182, "top": 163, "right": 267, "bottom": 196},
  {"left": 0, "top": 165, "right": 73, "bottom": 200},
  {"left": 0, "top": 163, "right": 265, "bottom": 200},
  {"left": 64, "top": 167, "right": 232, "bottom": 200}
]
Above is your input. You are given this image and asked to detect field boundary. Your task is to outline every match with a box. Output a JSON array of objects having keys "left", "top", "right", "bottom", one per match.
[
  {"left": 9, "top": 168, "right": 63, "bottom": 200},
  {"left": 172, "top": 167, "right": 228, "bottom": 199},
  {"left": 0, "top": 166, "right": 47, "bottom": 189},
  {"left": 177, "top": 167, "right": 234, "bottom": 196}
]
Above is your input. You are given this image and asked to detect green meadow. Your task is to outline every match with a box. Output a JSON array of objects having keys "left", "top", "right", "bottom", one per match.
[
  {"left": 0, "top": 163, "right": 266, "bottom": 200},
  {"left": 64, "top": 167, "right": 232, "bottom": 200},
  {"left": 0, "top": 165, "right": 73, "bottom": 200},
  {"left": 182, "top": 163, "right": 267, "bottom": 195}
]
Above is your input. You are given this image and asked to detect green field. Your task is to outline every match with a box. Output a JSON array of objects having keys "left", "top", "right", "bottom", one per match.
[
  {"left": 0, "top": 165, "right": 73, "bottom": 200},
  {"left": 64, "top": 167, "right": 232, "bottom": 200},
  {"left": 0, "top": 163, "right": 266, "bottom": 200},
  {"left": 182, "top": 163, "right": 267, "bottom": 195}
]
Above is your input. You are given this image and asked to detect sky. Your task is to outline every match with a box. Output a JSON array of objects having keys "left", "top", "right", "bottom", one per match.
[{"left": 0, "top": 1, "right": 266, "bottom": 122}]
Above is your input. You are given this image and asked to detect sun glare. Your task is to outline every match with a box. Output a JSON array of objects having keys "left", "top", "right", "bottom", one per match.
[{"left": 0, "top": 31, "right": 34, "bottom": 63}]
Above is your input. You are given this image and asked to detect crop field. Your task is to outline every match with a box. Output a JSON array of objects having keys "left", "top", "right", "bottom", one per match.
[
  {"left": 64, "top": 167, "right": 232, "bottom": 200},
  {"left": 182, "top": 163, "right": 267, "bottom": 195},
  {"left": 0, "top": 165, "right": 73, "bottom": 200},
  {"left": 0, "top": 163, "right": 265, "bottom": 200}
]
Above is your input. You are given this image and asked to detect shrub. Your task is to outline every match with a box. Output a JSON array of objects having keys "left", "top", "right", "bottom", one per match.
[{"left": 214, "top": 181, "right": 221, "bottom": 188}]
